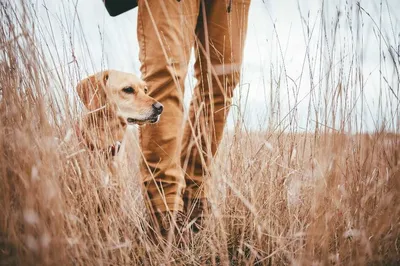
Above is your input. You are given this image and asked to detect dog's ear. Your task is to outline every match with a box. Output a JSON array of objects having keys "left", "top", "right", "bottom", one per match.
[{"left": 76, "top": 71, "right": 109, "bottom": 111}]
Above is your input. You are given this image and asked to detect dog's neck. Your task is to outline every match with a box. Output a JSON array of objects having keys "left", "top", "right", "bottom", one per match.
[{"left": 79, "top": 106, "right": 127, "bottom": 150}]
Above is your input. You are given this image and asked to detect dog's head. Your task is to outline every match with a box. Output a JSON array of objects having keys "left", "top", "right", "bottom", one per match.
[{"left": 76, "top": 70, "right": 163, "bottom": 125}]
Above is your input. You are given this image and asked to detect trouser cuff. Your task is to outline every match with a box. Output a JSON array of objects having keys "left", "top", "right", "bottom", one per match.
[{"left": 147, "top": 195, "right": 184, "bottom": 213}]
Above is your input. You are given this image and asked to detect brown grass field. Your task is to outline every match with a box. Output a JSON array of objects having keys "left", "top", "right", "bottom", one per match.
[{"left": 1, "top": 1, "right": 400, "bottom": 265}]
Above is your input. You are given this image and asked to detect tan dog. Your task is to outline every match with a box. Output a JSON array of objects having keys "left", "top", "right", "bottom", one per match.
[{"left": 76, "top": 70, "right": 163, "bottom": 155}]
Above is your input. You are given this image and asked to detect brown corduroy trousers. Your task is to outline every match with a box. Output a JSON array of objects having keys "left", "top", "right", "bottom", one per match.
[{"left": 137, "top": 0, "right": 250, "bottom": 213}]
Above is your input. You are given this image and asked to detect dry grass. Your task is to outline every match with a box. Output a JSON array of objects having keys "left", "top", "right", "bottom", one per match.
[{"left": 1, "top": 1, "right": 400, "bottom": 265}]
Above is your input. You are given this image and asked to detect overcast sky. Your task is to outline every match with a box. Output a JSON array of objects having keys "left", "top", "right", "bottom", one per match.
[{"left": 34, "top": 0, "right": 400, "bottom": 132}]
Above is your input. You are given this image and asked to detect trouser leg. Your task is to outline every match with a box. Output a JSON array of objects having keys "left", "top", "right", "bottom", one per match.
[
  {"left": 137, "top": 0, "right": 200, "bottom": 213},
  {"left": 181, "top": 0, "right": 251, "bottom": 201}
]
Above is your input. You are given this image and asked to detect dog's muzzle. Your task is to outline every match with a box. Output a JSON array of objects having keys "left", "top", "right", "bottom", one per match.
[{"left": 127, "top": 102, "right": 163, "bottom": 125}]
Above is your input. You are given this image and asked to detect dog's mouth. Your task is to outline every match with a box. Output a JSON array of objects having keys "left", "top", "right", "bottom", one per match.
[{"left": 127, "top": 116, "right": 159, "bottom": 125}]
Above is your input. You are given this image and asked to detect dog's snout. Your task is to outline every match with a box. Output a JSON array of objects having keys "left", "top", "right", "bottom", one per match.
[{"left": 152, "top": 102, "right": 163, "bottom": 114}]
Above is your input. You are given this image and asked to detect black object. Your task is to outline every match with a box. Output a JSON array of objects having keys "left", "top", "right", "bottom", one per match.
[{"left": 103, "top": 0, "right": 138, "bottom": 17}]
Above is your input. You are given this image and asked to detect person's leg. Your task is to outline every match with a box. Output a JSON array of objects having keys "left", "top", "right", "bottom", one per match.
[
  {"left": 137, "top": 0, "right": 200, "bottom": 233},
  {"left": 181, "top": 0, "right": 251, "bottom": 230}
]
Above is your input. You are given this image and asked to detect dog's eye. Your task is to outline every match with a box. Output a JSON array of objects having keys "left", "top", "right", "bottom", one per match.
[
  {"left": 122, "top": 87, "right": 135, "bottom": 94},
  {"left": 144, "top": 87, "right": 148, "bottom": 94}
]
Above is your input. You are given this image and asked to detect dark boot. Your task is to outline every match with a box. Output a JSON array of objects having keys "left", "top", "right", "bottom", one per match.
[
  {"left": 150, "top": 210, "right": 189, "bottom": 247},
  {"left": 184, "top": 197, "right": 210, "bottom": 233}
]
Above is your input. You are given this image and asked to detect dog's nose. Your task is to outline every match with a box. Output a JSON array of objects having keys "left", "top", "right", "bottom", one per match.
[{"left": 152, "top": 102, "right": 164, "bottom": 114}]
